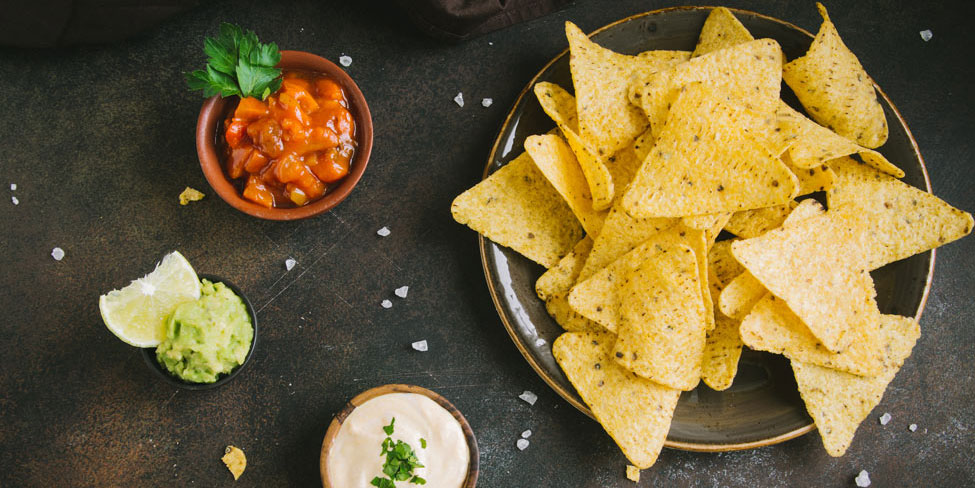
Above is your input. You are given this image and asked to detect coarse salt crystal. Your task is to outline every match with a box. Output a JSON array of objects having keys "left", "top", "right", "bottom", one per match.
[
  {"left": 518, "top": 390, "right": 537, "bottom": 406},
  {"left": 481, "top": 98, "right": 493, "bottom": 108},
  {"left": 377, "top": 226, "right": 391, "bottom": 237},
  {"left": 488, "top": 41, "right": 494, "bottom": 46},
  {"left": 454, "top": 92, "right": 464, "bottom": 107},
  {"left": 51, "top": 247, "right": 64, "bottom": 261},
  {"left": 11, "top": 196, "right": 18, "bottom": 205},
  {"left": 535, "top": 338, "right": 547, "bottom": 347},
  {"left": 285, "top": 258, "right": 297, "bottom": 271},
  {"left": 879, "top": 412, "right": 891, "bottom": 425},
  {"left": 521, "top": 429, "right": 532, "bottom": 438},
  {"left": 381, "top": 299, "right": 393, "bottom": 309},
  {"left": 412, "top": 340, "right": 428, "bottom": 352},
  {"left": 339, "top": 55, "right": 352, "bottom": 67},
  {"left": 855, "top": 470, "right": 871, "bottom": 487},
  {"left": 909, "top": 423, "right": 918, "bottom": 432},
  {"left": 10, "top": 183, "right": 16, "bottom": 191},
  {"left": 920, "top": 29, "right": 933, "bottom": 42},
  {"left": 395, "top": 286, "right": 409, "bottom": 298},
  {"left": 516, "top": 438, "right": 529, "bottom": 450}
]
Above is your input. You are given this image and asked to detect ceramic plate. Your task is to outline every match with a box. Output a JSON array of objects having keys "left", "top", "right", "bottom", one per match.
[{"left": 479, "top": 6, "right": 934, "bottom": 451}]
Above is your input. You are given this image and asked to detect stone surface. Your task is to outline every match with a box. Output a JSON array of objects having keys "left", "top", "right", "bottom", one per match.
[{"left": 0, "top": 0, "right": 973, "bottom": 486}]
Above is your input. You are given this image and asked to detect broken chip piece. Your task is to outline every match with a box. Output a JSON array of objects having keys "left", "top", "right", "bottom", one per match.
[
  {"left": 178, "top": 187, "right": 205, "bottom": 205},
  {"left": 625, "top": 465, "right": 641, "bottom": 482},
  {"left": 222, "top": 445, "right": 247, "bottom": 480}
]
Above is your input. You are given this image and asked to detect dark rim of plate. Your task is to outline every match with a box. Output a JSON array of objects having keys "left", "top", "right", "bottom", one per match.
[
  {"left": 478, "top": 6, "right": 935, "bottom": 452},
  {"left": 141, "top": 273, "right": 258, "bottom": 391}
]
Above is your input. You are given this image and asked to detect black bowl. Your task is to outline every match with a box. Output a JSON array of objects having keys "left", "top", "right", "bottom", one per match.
[{"left": 141, "top": 274, "right": 258, "bottom": 390}]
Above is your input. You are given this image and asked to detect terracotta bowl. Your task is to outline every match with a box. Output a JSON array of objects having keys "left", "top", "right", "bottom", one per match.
[
  {"left": 320, "top": 384, "right": 479, "bottom": 488},
  {"left": 196, "top": 50, "right": 373, "bottom": 220},
  {"left": 141, "top": 274, "right": 257, "bottom": 390}
]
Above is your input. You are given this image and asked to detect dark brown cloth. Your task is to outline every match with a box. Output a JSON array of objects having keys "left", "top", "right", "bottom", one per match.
[{"left": 395, "top": 0, "right": 573, "bottom": 41}]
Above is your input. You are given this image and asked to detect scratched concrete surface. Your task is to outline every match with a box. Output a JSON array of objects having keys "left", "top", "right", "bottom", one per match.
[{"left": 0, "top": 0, "right": 973, "bottom": 486}]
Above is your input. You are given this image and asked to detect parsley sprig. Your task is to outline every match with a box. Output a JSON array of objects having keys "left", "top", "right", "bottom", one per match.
[
  {"left": 370, "top": 418, "right": 427, "bottom": 487},
  {"left": 186, "top": 23, "right": 282, "bottom": 100}
]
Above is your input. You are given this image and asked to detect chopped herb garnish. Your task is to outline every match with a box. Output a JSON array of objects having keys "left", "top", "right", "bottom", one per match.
[
  {"left": 186, "top": 23, "right": 282, "bottom": 100},
  {"left": 370, "top": 417, "right": 428, "bottom": 487}
]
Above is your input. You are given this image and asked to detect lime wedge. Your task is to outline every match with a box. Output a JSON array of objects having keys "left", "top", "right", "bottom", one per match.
[{"left": 99, "top": 251, "right": 201, "bottom": 347}]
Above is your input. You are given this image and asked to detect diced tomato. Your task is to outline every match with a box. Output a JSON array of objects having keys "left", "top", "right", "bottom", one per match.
[
  {"left": 315, "top": 79, "right": 345, "bottom": 101},
  {"left": 243, "top": 149, "right": 269, "bottom": 173},
  {"left": 224, "top": 119, "right": 248, "bottom": 148},
  {"left": 227, "top": 146, "right": 253, "bottom": 179},
  {"left": 234, "top": 97, "right": 268, "bottom": 121},
  {"left": 243, "top": 176, "right": 274, "bottom": 208}
]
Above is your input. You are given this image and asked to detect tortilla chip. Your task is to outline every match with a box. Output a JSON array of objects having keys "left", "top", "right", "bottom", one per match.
[
  {"left": 827, "top": 157, "right": 974, "bottom": 270},
  {"left": 692, "top": 7, "right": 755, "bottom": 57},
  {"left": 731, "top": 210, "right": 880, "bottom": 352},
  {"left": 524, "top": 133, "right": 607, "bottom": 236},
  {"left": 783, "top": 198, "right": 827, "bottom": 224},
  {"left": 614, "top": 245, "right": 707, "bottom": 390},
  {"left": 701, "top": 312, "right": 744, "bottom": 391},
  {"left": 578, "top": 205, "right": 676, "bottom": 282},
  {"left": 707, "top": 239, "right": 744, "bottom": 287},
  {"left": 536, "top": 238, "right": 602, "bottom": 332},
  {"left": 630, "top": 39, "right": 783, "bottom": 138},
  {"left": 718, "top": 271, "right": 766, "bottom": 320},
  {"left": 222, "top": 446, "right": 247, "bottom": 480},
  {"left": 534, "top": 82, "right": 615, "bottom": 210},
  {"left": 566, "top": 22, "right": 689, "bottom": 157},
  {"left": 683, "top": 212, "right": 729, "bottom": 230},
  {"left": 451, "top": 152, "right": 583, "bottom": 268},
  {"left": 553, "top": 331, "right": 680, "bottom": 468},
  {"left": 724, "top": 201, "right": 798, "bottom": 239},
  {"left": 792, "top": 315, "right": 920, "bottom": 456},
  {"left": 622, "top": 83, "right": 799, "bottom": 218},
  {"left": 625, "top": 465, "right": 641, "bottom": 482},
  {"left": 178, "top": 186, "right": 205, "bottom": 205},
  {"left": 705, "top": 212, "right": 733, "bottom": 250},
  {"left": 779, "top": 103, "right": 902, "bottom": 177},
  {"left": 569, "top": 227, "right": 702, "bottom": 332},
  {"left": 782, "top": 3, "right": 888, "bottom": 149},
  {"left": 741, "top": 294, "right": 888, "bottom": 376},
  {"left": 786, "top": 154, "right": 836, "bottom": 195}
]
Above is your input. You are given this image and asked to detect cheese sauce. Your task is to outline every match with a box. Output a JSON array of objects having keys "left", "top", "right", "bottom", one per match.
[{"left": 328, "top": 392, "right": 470, "bottom": 488}]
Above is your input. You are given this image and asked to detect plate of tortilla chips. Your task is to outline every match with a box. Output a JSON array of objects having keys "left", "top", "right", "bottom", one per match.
[{"left": 451, "top": 4, "right": 973, "bottom": 467}]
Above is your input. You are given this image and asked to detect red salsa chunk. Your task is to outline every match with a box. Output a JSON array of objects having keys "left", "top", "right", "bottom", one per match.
[{"left": 222, "top": 70, "right": 356, "bottom": 207}]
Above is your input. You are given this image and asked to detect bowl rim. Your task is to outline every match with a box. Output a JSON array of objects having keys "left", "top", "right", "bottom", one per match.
[
  {"left": 196, "top": 50, "right": 374, "bottom": 220},
  {"left": 141, "top": 273, "right": 258, "bottom": 390},
  {"left": 478, "top": 5, "right": 935, "bottom": 452},
  {"left": 319, "top": 384, "right": 479, "bottom": 488}
]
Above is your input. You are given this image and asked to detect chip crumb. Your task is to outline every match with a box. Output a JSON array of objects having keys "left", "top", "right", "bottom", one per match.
[
  {"left": 481, "top": 98, "right": 493, "bottom": 108},
  {"left": 535, "top": 338, "right": 547, "bottom": 347},
  {"left": 395, "top": 286, "right": 409, "bottom": 298},
  {"left": 855, "top": 470, "right": 871, "bottom": 487},
  {"left": 516, "top": 438, "right": 529, "bottom": 450},
  {"left": 11, "top": 196, "right": 18, "bottom": 205},
  {"left": 518, "top": 390, "right": 538, "bottom": 406},
  {"left": 377, "top": 226, "right": 391, "bottom": 237},
  {"left": 178, "top": 187, "right": 205, "bottom": 205},
  {"left": 339, "top": 55, "right": 352, "bottom": 67},
  {"left": 10, "top": 183, "right": 16, "bottom": 191},
  {"left": 919, "top": 29, "right": 933, "bottom": 42},
  {"left": 626, "top": 465, "right": 641, "bottom": 483},
  {"left": 909, "top": 423, "right": 918, "bottom": 432},
  {"left": 412, "top": 340, "right": 428, "bottom": 352},
  {"left": 381, "top": 299, "right": 393, "bottom": 309},
  {"left": 51, "top": 247, "right": 64, "bottom": 261},
  {"left": 454, "top": 92, "right": 464, "bottom": 107},
  {"left": 221, "top": 445, "right": 246, "bottom": 480},
  {"left": 285, "top": 258, "right": 297, "bottom": 271},
  {"left": 521, "top": 429, "right": 532, "bottom": 438},
  {"left": 879, "top": 412, "right": 891, "bottom": 425}
]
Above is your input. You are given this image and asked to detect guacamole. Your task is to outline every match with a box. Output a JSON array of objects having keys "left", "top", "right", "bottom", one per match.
[{"left": 156, "top": 280, "right": 253, "bottom": 383}]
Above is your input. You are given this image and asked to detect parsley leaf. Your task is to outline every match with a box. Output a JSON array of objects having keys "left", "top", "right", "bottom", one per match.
[
  {"left": 373, "top": 419, "right": 427, "bottom": 487},
  {"left": 419, "top": 438, "right": 427, "bottom": 449},
  {"left": 383, "top": 417, "right": 396, "bottom": 436},
  {"left": 186, "top": 23, "right": 281, "bottom": 100}
]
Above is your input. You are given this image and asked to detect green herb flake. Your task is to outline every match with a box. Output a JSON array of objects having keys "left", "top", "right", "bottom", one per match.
[
  {"left": 419, "top": 438, "right": 427, "bottom": 449},
  {"left": 383, "top": 417, "right": 396, "bottom": 436},
  {"left": 373, "top": 419, "right": 427, "bottom": 487},
  {"left": 186, "top": 22, "right": 282, "bottom": 100}
]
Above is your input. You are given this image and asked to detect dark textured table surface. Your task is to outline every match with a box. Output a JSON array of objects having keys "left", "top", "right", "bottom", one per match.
[{"left": 1, "top": 1, "right": 973, "bottom": 486}]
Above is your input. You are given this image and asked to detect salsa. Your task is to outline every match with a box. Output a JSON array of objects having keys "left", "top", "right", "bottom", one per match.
[{"left": 222, "top": 70, "right": 356, "bottom": 208}]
